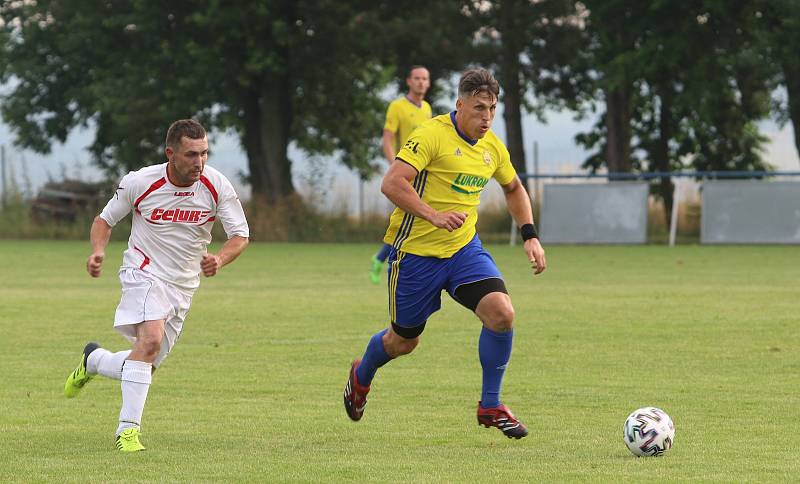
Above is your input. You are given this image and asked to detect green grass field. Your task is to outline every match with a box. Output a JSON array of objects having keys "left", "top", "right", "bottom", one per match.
[{"left": 2, "top": 240, "right": 798, "bottom": 482}]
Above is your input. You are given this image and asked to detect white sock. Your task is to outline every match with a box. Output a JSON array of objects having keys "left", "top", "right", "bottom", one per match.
[
  {"left": 87, "top": 348, "right": 132, "bottom": 380},
  {"left": 117, "top": 360, "right": 152, "bottom": 436}
]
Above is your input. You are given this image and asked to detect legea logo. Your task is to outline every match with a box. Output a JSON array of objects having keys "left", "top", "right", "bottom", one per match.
[{"left": 150, "top": 208, "right": 211, "bottom": 223}]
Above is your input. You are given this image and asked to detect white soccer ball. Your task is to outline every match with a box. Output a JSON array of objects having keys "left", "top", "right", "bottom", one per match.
[{"left": 623, "top": 407, "right": 675, "bottom": 457}]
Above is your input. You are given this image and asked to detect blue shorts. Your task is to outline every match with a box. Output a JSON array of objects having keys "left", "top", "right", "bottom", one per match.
[{"left": 387, "top": 235, "right": 503, "bottom": 328}]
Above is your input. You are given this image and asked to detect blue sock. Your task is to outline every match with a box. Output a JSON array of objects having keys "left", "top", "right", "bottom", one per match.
[
  {"left": 375, "top": 244, "right": 392, "bottom": 263},
  {"left": 478, "top": 327, "right": 513, "bottom": 408},
  {"left": 356, "top": 329, "right": 392, "bottom": 386}
]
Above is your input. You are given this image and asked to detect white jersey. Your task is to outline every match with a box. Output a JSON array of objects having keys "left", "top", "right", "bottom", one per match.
[{"left": 100, "top": 163, "right": 249, "bottom": 291}]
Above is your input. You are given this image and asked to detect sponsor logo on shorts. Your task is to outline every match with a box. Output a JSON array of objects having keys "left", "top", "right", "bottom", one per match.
[{"left": 150, "top": 208, "right": 211, "bottom": 223}]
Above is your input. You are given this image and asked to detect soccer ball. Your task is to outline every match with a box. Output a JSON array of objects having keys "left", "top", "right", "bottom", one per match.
[{"left": 623, "top": 407, "right": 675, "bottom": 457}]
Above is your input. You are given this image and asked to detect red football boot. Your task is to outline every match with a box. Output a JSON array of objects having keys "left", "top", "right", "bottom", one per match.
[
  {"left": 343, "top": 360, "right": 371, "bottom": 421},
  {"left": 477, "top": 402, "right": 529, "bottom": 439}
]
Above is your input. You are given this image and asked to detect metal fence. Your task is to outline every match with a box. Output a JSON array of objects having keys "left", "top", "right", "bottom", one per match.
[{"left": 515, "top": 171, "right": 800, "bottom": 245}]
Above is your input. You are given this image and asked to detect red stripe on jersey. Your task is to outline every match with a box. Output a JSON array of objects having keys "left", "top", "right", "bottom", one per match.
[
  {"left": 133, "top": 246, "right": 151, "bottom": 269},
  {"left": 134, "top": 178, "right": 167, "bottom": 214},
  {"left": 198, "top": 216, "right": 216, "bottom": 226},
  {"left": 199, "top": 175, "right": 218, "bottom": 204}
]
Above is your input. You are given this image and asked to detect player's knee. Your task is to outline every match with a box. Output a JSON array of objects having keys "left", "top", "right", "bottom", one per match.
[
  {"left": 392, "top": 337, "right": 419, "bottom": 356},
  {"left": 492, "top": 305, "right": 515, "bottom": 331},
  {"left": 480, "top": 296, "right": 515, "bottom": 332},
  {"left": 136, "top": 332, "right": 163, "bottom": 358},
  {"left": 386, "top": 322, "right": 423, "bottom": 356}
]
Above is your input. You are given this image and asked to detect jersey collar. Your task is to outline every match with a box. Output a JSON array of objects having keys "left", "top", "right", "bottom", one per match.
[
  {"left": 404, "top": 94, "right": 424, "bottom": 108},
  {"left": 450, "top": 111, "right": 478, "bottom": 146},
  {"left": 165, "top": 162, "right": 197, "bottom": 188}
]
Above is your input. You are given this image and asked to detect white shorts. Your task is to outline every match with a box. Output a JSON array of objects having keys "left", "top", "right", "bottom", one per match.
[{"left": 114, "top": 268, "right": 194, "bottom": 368}]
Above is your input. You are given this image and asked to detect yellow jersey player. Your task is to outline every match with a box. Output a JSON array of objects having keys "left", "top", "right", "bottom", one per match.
[
  {"left": 344, "top": 69, "right": 546, "bottom": 439},
  {"left": 370, "top": 66, "right": 432, "bottom": 284}
]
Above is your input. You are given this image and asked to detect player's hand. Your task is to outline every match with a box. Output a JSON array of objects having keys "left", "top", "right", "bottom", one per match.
[
  {"left": 524, "top": 238, "right": 546, "bottom": 275},
  {"left": 429, "top": 211, "right": 467, "bottom": 232},
  {"left": 87, "top": 252, "right": 104, "bottom": 278},
  {"left": 201, "top": 253, "right": 222, "bottom": 277}
]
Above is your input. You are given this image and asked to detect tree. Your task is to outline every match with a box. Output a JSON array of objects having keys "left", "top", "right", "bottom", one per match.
[
  {"left": 631, "top": 2, "right": 772, "bottom": 224},
  {"left": 574, "top": 1, "right": 655, "bottom": 175},
  {"left": 0, "top": 1, "right": 393, "bottom": 203},
  {"left": 469, "top": 0, "right": 585, "bottom": 174},
  {"left": 570, "top": 1, "right": 772, "bottom": 225},
  {"left": 367, "top": 0, "right": 476, "bottom": 113},
  {"left": 759, "top": 0, "right": 800, "bottom": 161}
]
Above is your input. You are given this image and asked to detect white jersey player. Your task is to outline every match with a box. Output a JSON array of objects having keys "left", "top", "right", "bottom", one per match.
[
  {"left": 101, "top": 161, "right": 248, "bottom": 292},
  {"left": 64, "top": 119, "right": 250, "bottom": 452}
]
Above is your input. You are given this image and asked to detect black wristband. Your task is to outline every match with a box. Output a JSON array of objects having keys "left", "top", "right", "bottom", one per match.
[{"left": 520, "top": 223, "right": 538, "bottom": 241}]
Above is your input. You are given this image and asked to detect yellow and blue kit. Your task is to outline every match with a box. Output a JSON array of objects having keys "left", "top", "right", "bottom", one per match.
[
  {"left": 384, "top": 111, "right": 518, "bottom": 327},
  {"left": 384, "top": 111, "right": 517, "bottom": 258},
  {"left": 384, "top": 96, "right": 433, "bottom": 155}
]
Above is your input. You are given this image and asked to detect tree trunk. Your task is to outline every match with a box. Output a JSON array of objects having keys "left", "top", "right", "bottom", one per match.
[
  {"left": 499, "top": 0, "right": 527, "bottom": 174},
  {"left": 604, "top": 84, "right": 633, "bottom": 174},
  {"left": 241, "top": 0, "right": 295, "bottom": 204},
  {"left": 241, "top": 75, "right": 295, "bottom": 203},
  {"left": 654, "top": 88, "right": 674, "bottom": 228},
  {"left": 782, "top": 62, "right": 800, "bottom": 162}
]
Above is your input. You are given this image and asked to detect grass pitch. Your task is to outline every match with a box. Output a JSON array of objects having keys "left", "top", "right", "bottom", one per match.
[{"left": 1, "top": 240, "right": 798, "bottom": 482}]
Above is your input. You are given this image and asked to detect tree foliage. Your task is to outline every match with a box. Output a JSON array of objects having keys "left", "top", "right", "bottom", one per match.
[
  {"left": 365, "top": 0, "right": 475, "bottom": 114},
  {"left": 0, "top": 0, "right": 794, "bottom": 210},
  {"left": 574, "top": 1, "right": 773, "bottom": 174},
  {"left": 469, "top": 0, "right": 585, "bottom": 173},
  {"left": 0, "top": 1, "right": 397, "bottom": 202},
  {"left": 758, "top": 0, "right": 800, "bottom": 158}
]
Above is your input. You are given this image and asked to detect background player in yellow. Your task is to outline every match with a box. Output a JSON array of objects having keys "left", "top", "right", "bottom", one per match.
[
  {"left": 345, "top": 68, "right": 546, "bottom": 439},
  {"left": 369, "top": 66, "right": 432, "bottom": 283}
]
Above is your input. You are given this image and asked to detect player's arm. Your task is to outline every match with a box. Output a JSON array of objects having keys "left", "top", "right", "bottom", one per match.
[
  {"left": 202, "top": 185, "right": 250, "bottom": 277},
  {"left": 381, "top": 160, "right": 466, "bottom": 232},
  {"left": 382, "top": 130, "right": 397, "bottom": 163},
  {"left": 502, "top": 177, "right": 546, "bottom": 274},
  {"left": 201, "top": 235, "right": 249, "bottom": 277},
  {"left": 90, "top": 173, "right": 134, "bottom": 277},
  {"left": 87, "top": 216, "right": 113, "bottom": 277}
]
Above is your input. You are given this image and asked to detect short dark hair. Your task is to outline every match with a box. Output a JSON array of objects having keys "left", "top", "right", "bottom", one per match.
[
  {"left": 407, "top": 65, "right": 428, "bottom": 78},
  {"left": 458, "top": 69, "right": 500, "bottom": 100},
  {"left": 166, "top": 119, "right": 206, "bottom": 148}
]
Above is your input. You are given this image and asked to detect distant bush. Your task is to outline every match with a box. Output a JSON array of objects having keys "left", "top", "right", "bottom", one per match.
[
  {"left": 0, "top": 196, "right": 132, "bottom": 240},
  {"left": 0, "top": 176, "right": 131, "bottom": 240},
  {"left": 647, "top": 197, "right": 700, "bottom": 244},
  {"left": 2, "top": 191, "right": 706, "bottom": 244},
  {"left": 245, "top": 194, "right": 386, "bottom": 243},
  {"left": 0, "top": 182, "right": 519, "bottom": 243}
]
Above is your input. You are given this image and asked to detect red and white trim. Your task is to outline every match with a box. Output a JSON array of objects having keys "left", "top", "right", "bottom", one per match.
[
  {"left": 199, "top": 175, "right": 218, "bottom": 205},
  {"left": 134, "top": 178, "right": 166, "bottom": 214},
  {"left": 133, "top": 246, "right": 151, "bottom": 270},
  {"left": 198, "top": 216, "right": 216, "bottom": 227}
]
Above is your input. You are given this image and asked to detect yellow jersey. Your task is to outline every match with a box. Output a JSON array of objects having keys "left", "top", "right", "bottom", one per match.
[
  {"left": 383, "top": 111, "right": 518, "bottom": 258},
  {"left": 384, "top": 96, "right": 433, "bottom": 155}
]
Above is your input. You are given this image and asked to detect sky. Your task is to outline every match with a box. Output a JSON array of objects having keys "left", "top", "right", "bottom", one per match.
[{"left": 0, "top": 99, "right": 798, "bottom": 214}]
